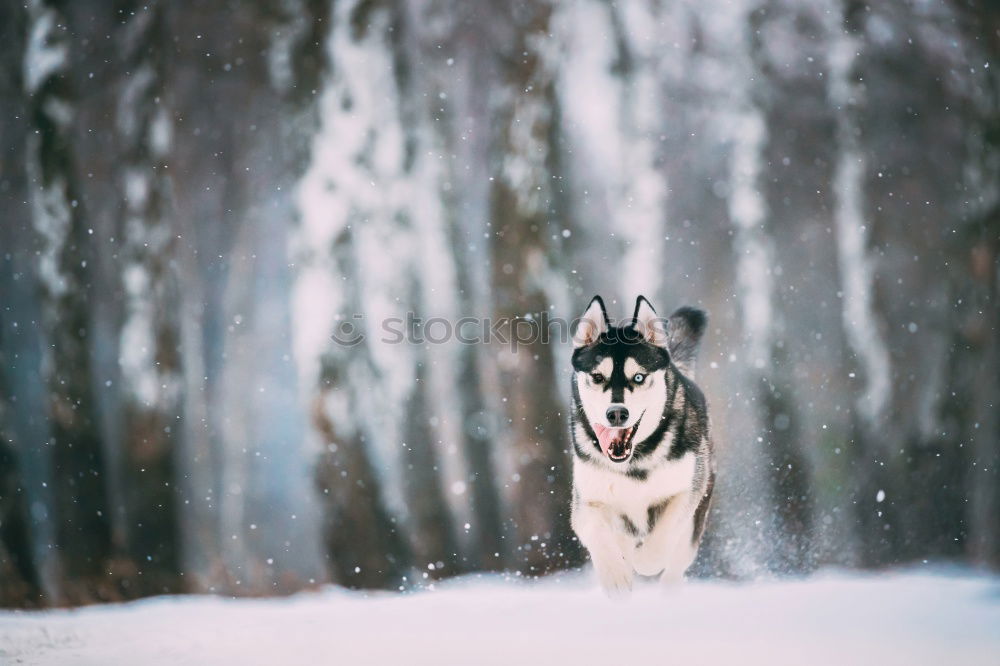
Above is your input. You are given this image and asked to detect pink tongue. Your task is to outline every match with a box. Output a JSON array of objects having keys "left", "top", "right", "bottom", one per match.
[{"left": 592, "top": 423, "right": 620, "bottom": 455}]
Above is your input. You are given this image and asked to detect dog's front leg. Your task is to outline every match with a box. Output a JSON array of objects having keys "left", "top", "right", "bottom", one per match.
[
  {"left": 571, "top": 500, "right": 635, "bottom": 596},
  {"left": 633, "top": 492, "right": 697, "bottom": 585}
]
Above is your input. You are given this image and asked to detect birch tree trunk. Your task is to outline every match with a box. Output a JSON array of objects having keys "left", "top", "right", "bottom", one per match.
[
  {"left": 386, "top": 0, "right": 462, "bottom": 578},
  {"left": 25, "top": 0, "right": 117, "bottom": 603},
  {"left": 112, "top": 0, "right": 183, "bottom": 596},
  {"left": 433, "top": 2, "right": 509, "bottom": 570},
  {"left": 825, "top": 0, "right": 902, "bottom": 566},
  {"left": 489, "top": 0, "right": 582, "bottom": 575},
  {"left": 308, "top": 227, "right": 410, "bottom": 589},
  {"left": 294, "top": 0, "right": 453, "bottom": 588},
  {"left": 727, "top": 1, "right": 814, "bottom": 573}
]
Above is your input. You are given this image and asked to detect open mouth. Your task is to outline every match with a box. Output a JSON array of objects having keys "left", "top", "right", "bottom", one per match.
[{"left": 592, "top": 413, "right": 643, "bottom": 463}]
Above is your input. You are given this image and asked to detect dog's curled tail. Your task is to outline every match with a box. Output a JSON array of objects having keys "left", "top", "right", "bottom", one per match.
[{"left": 667, "top": 306, "right": 707, "bottom": 378}]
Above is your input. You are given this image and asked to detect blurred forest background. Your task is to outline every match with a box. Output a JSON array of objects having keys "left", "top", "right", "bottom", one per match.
[{"left": 0, "top": 0, "right": 998, "bottom": 607}]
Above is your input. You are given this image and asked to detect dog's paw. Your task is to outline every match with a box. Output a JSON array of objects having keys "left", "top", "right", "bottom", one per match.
[
  {"left": 595, "top": 558, "right": 634, "bottom": 597},
  {"left": 658, "top": 567, "right": 685, "bottom": 593}
]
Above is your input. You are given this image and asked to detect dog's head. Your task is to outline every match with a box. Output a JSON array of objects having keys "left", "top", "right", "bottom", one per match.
[{"left": 571, "top": 295, "right": 706, "bottom": 464}]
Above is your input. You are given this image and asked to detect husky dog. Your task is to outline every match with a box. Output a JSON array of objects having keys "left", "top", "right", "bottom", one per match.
[{"left": 570, "top": 295, "right": 714, "bottom": 594}]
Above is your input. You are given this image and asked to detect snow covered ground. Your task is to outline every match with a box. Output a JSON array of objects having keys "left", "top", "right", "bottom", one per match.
[{"left": 1, "top": 569, "right": 998, "bottom": 665}]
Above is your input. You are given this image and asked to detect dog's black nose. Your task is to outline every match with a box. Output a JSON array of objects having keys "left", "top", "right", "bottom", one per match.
[{"left": 606, "top": 406, "right": 629, "bottom": 427}]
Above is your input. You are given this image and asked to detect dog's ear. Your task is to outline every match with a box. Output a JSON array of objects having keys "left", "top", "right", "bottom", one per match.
[
  {"left": 632, "top": 296, "right": 669, "bottom": 347},
  {"left": 573, "top": 296, "right": 609, "bottom": 347},
  {"left": 666, "top": 306, "right": 708, "bottom": 377}
]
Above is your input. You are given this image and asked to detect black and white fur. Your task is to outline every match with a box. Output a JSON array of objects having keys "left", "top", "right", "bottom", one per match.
[{"left": 570, "top": 295, "right": 715, "bottom": 595}]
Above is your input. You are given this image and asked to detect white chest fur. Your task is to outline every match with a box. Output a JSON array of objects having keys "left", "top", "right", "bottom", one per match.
[{"left": 573, "top": 453, "right": 696, "bottom": 529}]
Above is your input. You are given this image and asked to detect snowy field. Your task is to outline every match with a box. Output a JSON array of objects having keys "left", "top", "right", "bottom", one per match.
[{"left": 1, "top": 570, "right": 998, "bottom": 665}]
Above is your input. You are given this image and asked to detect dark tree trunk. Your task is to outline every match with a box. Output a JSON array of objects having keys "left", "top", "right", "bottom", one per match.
[
  {"left": 451, "top": 327, "right": 507, "bottom": 570},
  {"left": 313, "top": 399, "right": 409, "bottom": 590},
  {"left": 0, "top": 401, "right": 43, "bottom": 607},
  {"left": 0, "top": 1, "right": 61, "bottom": 606},
  {"left": 946, "top": 0, "right": 1000, "bottom": 571},
  {"left": 746, "top": 2, "right": 816, "bottom": 573},
  {"left": 959, "top": 222, "right": 1000, "bottom": 567}
]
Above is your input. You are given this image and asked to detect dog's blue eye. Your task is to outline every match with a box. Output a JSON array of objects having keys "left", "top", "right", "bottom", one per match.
[
  {"left": 633, "top": 373, "right": 645, "bottom": 384},
  {"left": 590, "top": 373, "right": 605, "bottom": 384}
]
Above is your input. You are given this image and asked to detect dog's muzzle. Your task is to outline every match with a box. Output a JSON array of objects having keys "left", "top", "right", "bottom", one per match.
[{"left": 592, "top": 412, "right": 643, "bottom": 462}]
